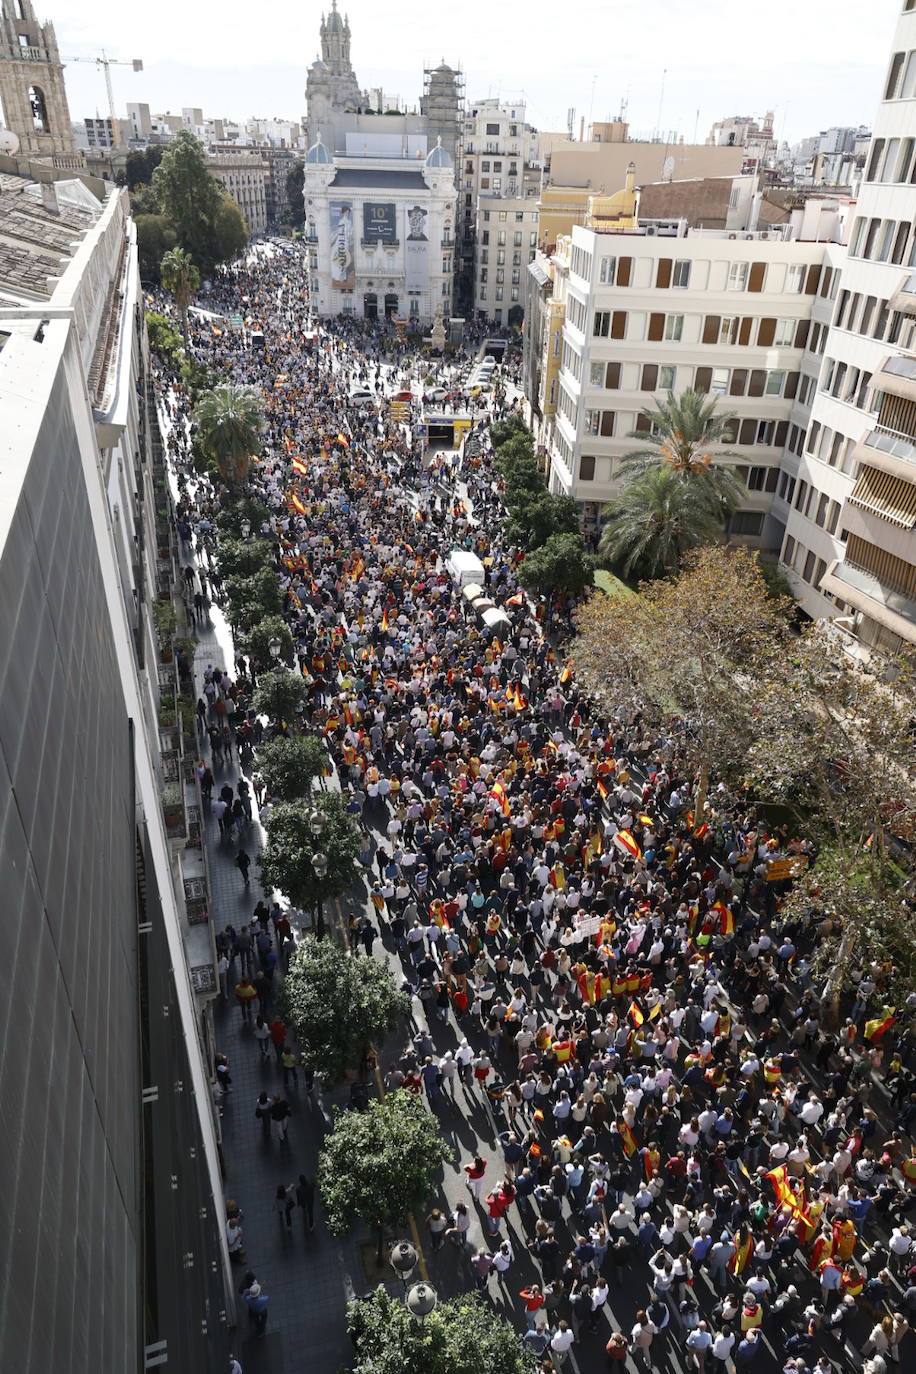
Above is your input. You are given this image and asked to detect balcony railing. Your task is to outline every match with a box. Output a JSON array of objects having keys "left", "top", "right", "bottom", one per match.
[{"left": 862, "top": 425, "right": 916, "bottom": 467}]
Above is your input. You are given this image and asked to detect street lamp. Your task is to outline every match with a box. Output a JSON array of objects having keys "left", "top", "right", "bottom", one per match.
[
  {"left": 268, "top": 635, "right": 282, "bottom": 660},
  {"left": 308, "top": 804, "right": 328, "bottom": 936},
  {"left": 389, "top": 1241, "right": 418, "bottom": 1293},
  {"left": 406, "top": 1282, "right": 438, "bottom": 1320},
  {"left": 240, "top": 517, "right": 251, "bottom": 539}
]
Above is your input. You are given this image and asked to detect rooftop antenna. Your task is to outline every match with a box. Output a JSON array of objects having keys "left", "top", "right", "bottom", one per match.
[
  {"left": 654, "top": 67, "right": 667, "bottom": 143},
  {"left": 587, "top": 73, "right": 597, "bottom": 134},
  {"left": 566, "top": 106, "right": 575, "bottom": 139}
]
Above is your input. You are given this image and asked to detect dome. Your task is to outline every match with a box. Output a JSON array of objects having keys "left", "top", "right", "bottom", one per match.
[
  {"left": 425, "top": 137, "right": 451, "bottom": 169},
  {"left": 306, "top": 133, "right": 332, "bottom": 164},
  {"left": 325, "top": 0, "right": 344, "bottom": 32}
]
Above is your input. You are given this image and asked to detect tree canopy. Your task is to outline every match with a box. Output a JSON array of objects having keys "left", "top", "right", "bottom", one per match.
[
  {"left": 193, "top": 383, "right": 264, "bottom": 490},
  {"left": 160, "top": 246, "right": 199, "bottom": 343},
  {"left": 348, "top": 1288, "right": 535, "bottom": 1374},
  {"left": 622, "top": 389, "right": 746, "bottom": 513},
  {"left": 285, "top": 160, "right": 305, "bottom": 229},
  {"left": 258, "top": 791, "right": 362, "bottom": 910},
  {"left": 284, "top": 936, "right": 407, "bottom": 1085},
  {"left": 251, "top": 669, "right": 307, "bottom": 726},
  {"left": 598, "top": 464, "right": 727, "bottom": 580},
  {"left": 257, "top": 734, "right": 328, "bottom": 800},
  {"left": 518, "top": 531, "right": 594, "bottom": 595}
]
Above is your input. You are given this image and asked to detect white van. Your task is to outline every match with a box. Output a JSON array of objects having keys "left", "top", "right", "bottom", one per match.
[{"left": 446, "top": 550, "right": 486, "bottom": 589}]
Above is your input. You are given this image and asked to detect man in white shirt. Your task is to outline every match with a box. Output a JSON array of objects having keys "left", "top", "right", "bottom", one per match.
[{"left": 550, "top": 1321, "right": 574, "bottom": 1365}]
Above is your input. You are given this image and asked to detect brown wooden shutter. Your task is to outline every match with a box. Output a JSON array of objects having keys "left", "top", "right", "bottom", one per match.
[
  {"left": 694, "top": 367, "right": 712, "bottom": 393},
  {"left": 648, "top": 313, "right": 664, "bottom": 341},
  {"left": 600, "top": 411, "right": 615, "bottom": 437},
  {"left": 616, "top": 256, "right": 632, "bottom": 286},
  {"left": 748, "top": 262, "right": 766, "bottom": 293},
  {"left": 611, "top": 311, "right": 627, "bottom": 339},
  {"left": 702, "top": 315, "right": 720, "bottom": 344},
  {"left": 804, "top": 264, "right": 821, "bottom": 294},
  {"left": 656, "top": 258, "right": 672, "bottom": 288},
  {"left": 605, "top": 361, "right": 621, "bottom": 389},
  {"left": 738, "top": 317, "right": 752, "bottom": 346},
  {"left": 641, "top": 363, "right": 658, "bottom": 390},
  {"left": 794, "top": 319, "right": 810, "bottom": 349},
  {"left": 784, "top": 372, "right": 800, "bottom": 400},
  {"left": 774, "top": 420, "right": 789, "bottom": 447},
  {"left": 757, "top": 318, "right": 776, "bottom": 347},
  {"left": 748, "top": 369, "right": 766, "bottom": 397},
  {"left": 729, "top": 369, "right": 748, "bottom": 396},
  {"left": 635, "top": 413, "right": 651, "bottom": 434},
  {"left": 739, "top": 419, "right": 757, "bottom": 445}
]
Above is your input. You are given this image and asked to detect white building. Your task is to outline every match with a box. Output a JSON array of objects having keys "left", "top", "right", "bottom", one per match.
[
  {"left": 539, "top": 193, "right": 851, "bottom": 537},
  {"left": 302, "top": 135, "right": 456, "bottom": 322},
  {"left": 207, "top": 148, "right": 268, "bottom": 235},
  {"left": 779, "top": 3, "right": 916, "bottom": 655},
  {"left": 473, "top": 195, "right": 539, "bottom": 324}
]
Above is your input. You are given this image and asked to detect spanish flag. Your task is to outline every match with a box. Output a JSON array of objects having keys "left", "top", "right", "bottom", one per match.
[
  {"left": 711, "top": 899, "right": 734, "bottom": 936},
  {"left": 380, "top": 607, "right": 389, "bottom": 632},
  {"left": 337, "top": 432, "right": 349, "bottom": 447},
  {"left": 765, "top": 1165, "right": 799, "bottom": 1215},
  {"left": 864, "top": 1009, "right": 896, "bottom": 1042},
  {"left": 289, "top": 491, "right": 306, "bottom": 516},
  {"left": 628, "top": 1000, "right": 644, "bottom": 1027},
  {"left": 694, "top": 822, "right": 710, "bottom": 840},
  {"left": 511, "top": 684, "right": 527, "bottom": 712},
  {"left": 617, "top": 1120, "right": 638, "bottom": 1157},
  {"left": 614, "top": 829, "right": 642, "bottom": 860},
  {"left": 291, "top": 456, "right": 308, "bottom": 476},
  {"left": 596, "top": 779, "right": 609, "bottom": 801},
  {"left": 638, "top": 813, "right": 654, "bottom": 828},
  {"left": 560, "top": 662, "right": 572, "bottom": 685},
  {"left": 728, "top": 1232, "right": 754, "bottom": 1275},
  {"left": 351, "top": 557, "right": 365, "bottom": 580},
  {"left": 490, "top": 781, "right": 511, "bottom": 817},
  {"left": 505, "top": 592, "right": 524, "bottom": 606}
]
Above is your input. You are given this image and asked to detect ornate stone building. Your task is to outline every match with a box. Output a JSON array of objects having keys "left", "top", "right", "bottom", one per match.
[
  {"left": 304, "top": 0, "right": 363, "bottom": 136},
  {"left": 0, "top": 0, "right": 81, "bottom": 167}
]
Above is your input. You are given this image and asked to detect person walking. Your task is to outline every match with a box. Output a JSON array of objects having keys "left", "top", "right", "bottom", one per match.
[
  {"left": 241, "top": 1279, "right": 269, "bottom": 1335},
  {"left": 255, "top": 1091, "right": 272, "bottom": 1139},
  {"left": 235, "top": 847, "right": 251, "bottom": 885},
  {"left": 270, "top": 1094, "right": 291, "bottom": 1142},
  {"left": 275, "top": 1182, "right": 296, "bottom": 1231},
  {"left": 296, "top": 1174, "right": 316, "bottom": 1231},
  {"left": 253, "top": 1014, "right": 271, "bottom": 1060},
  {"left": 235, "top": 976, "right": 257, "bottom": 1023}
]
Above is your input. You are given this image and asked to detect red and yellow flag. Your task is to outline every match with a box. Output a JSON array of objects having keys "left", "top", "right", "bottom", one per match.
[
  {"left": 864, "top": 1009, "right": 896, "bottom": 1042},
  {"left": 291, "top": 456, "right": 308, "bottom": 476},
  {"left": 617, "top": 1121, "right": 638, "bottom": 1157},
  {"left": 380, "top": 607, "right": 389, "bottom": 632},
  {"left": 560, "top": 662, "right": 572, "bottom": 685},
  {"left": 628, "top": 1000, "right": 644, "bottom": 1027},
  {"left": 287, "top": 490, "right": 306, "bottom": 516},
  {"left": 728, "top": 1233, "right": 755, "bottom": 1275},
  {"left": 490, "top": 781, "right": 511, "bottom": 817},
  {"left": 614, "top": 829, "right": 642, "bottom": 860}
]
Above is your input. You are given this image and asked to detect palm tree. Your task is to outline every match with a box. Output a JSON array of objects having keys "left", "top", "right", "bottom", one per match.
[
  {"left": 160, "top": 246, "right": 200, "bottom": 345},
  {"left": 193, "top": 384, "right": 263, "bottom": 491},
  {"left": 622, "top": 389, "right": 746, "bottom": 511},
  {"left": 598, "top": 466, "right": 727, "bottom": 581}
]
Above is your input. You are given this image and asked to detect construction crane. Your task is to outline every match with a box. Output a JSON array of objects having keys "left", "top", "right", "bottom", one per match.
[{"left": 64, "top": 51, "right": 143, "bottom": 150}]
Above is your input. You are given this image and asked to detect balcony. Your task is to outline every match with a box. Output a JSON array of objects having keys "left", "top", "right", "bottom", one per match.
[
  {"left": 853, "top": 424, "right": 916, "bottom": 480},
  {"left": 890, "top": 271, "right": 916, "bottom": 316},
  {"left": 848, "top": 464, "right": 916, "bottom": 529},
  {"left": 875, "top": 352, "right": 916, "bottom": 404},
  {"left": 820, "top": 559, "right": 916, "bottom": 645}
]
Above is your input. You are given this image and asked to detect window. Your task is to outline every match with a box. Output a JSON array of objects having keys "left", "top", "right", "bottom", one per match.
[
  {"left": 730, "top": 511, "right": 765, "bottom": 536},
  {"left": 495, "top": 287, "right": 504, "bottom": 300},
  {"left": 785, "top": 263, "right": 805, "bottom": 293},
  {"left": 499, "top": 212, "right": 507, "bottom": 222},
  {"left": 515, "top": 211, "right": 524, "bottom": 222},
  {"left": 773, "top": 318, "right": 795, "bottom": 346},
  {"left": 494, "top": 160, "right": 502, "bottom": 171},
  {"left": 593, "top": 311, "right": 611, "bottom": 337},
  {"left": 659, "top": 365, "right": 676, "bottom": 390},
  {"left": 483, "top": 210, "right": 490, "bottom": 222},
  {"left": 720, "top": 316, "right": 738, "bottom": 344},
  {"left": 530, "top": 232, "right": 537, "bottom": 248},
  {"left": 498, "top": 231, "right": 506, "bottom": 246},
  {"left": 579, "top": 455, "right": 596, "bottom": 481},
  {"left": 590, "top": 362, "right": 605, "bottom": 386},
  {"left": 728, "top": 261, "right": 749, "bottom": 291},
  {"left": 486, "top": 122, "right": 499, "bottom": 135},
  {"left": 710, "top": 366, "right": 729, "bottom": 395},
  {"left": 755, "top": 421, "right": 775, "bottom": 445},
  {"left": 672, "top": 259, "right": 691, "bottom": 288},
  {"left": 599, "top": 256, "right": 616, "bottom": 284},
  {"left": 664, "top": 314, "right": 683, "bottom": 341},
  {"left": 514, "top": 231, "right": 522, "bottom": 247},
  {"left": 482, "top": 160, "right": 491, "bottom": 172},
  {"left": 584, "top": 409, "right": 600, "bottom": 435},
  {"left": 765, "top": 370, "right": 786, "bottom": 396},
  {"left": 885, "top": 50, "right": 906, "bottom": 100},
  {"left": 511, "top": 287, "right": 519, "bottom": 301}
]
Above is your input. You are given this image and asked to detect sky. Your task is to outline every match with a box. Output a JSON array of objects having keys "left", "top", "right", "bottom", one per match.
[{"left": 17, "top": 0, "right": 899, "bottom": 146}]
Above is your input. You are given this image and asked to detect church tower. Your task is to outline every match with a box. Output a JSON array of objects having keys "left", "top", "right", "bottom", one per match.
[
  {"left": 0, "top": 1, "right": 80, "bottom": 165},
  {"left": 316, "top": 1, "right": 362, "bottom": 110}
]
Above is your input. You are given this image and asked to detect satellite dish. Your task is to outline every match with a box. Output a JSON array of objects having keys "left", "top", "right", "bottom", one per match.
[{"left": 662, "top": 156, "right": 675, "bottom": 180}]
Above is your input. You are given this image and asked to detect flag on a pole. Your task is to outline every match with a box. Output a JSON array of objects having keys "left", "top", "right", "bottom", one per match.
[
  {"left": 490, "top": 781, "right": 511, "bottom": 817},
  {"left": 864, "top": 1009, "right": 896, "bottom": 1042},
  {"left": 628, "top": 1000, "right": 644, "bottom": 1027},
  {"left": 614, "top": 829, "right": 642, "bottom": 860},
  {"left": 291, "top": 456, "right": 308, "bottom": 476}
]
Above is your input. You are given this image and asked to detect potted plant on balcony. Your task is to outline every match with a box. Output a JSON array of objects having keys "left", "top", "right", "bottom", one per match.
[
  {"left": 160, "top": 782, "right": 184, "bottom": 832},
  {"left": 153, "top": 599, "right": 177, "bottom": 663}
]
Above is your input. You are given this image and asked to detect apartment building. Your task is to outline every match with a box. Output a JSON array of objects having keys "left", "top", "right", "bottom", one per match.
[
  {"left": 473, "top": 195, "right": 539, "bottom": 324},
  {"left": 207, "top": 148, "right": 268, "bottom": 235},
  {"left": 534, "top": 196, "right": 851, "bottom": 538},
  {"left": 779, "top": 0, "right": 916, "bottom": 655}
]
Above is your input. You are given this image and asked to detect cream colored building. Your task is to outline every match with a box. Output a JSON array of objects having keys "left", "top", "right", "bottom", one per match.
[
  {"left": 0, "top": 0, "right": 81, "bottom": 167},
  {"left": 207, "top": 149, "right": 268, "bottom": 235},
  {"left": 473, "top": 195, "right": 539, "bottom": 324}
]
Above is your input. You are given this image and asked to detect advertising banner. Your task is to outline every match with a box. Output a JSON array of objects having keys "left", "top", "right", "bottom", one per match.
[
  {"left": 362, "top": 201, "right": 397, "bottom": 244},
  {"left": 405, "top": 204, "right": 428, "bottom": 291},
  {"left": 329, "top": 200, "right": 355, "bottom": 289}
]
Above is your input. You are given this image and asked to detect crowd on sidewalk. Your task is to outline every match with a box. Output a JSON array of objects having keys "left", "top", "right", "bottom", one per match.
[{"left": 155, "top": 242, "right": 916, "bottom": 1374}]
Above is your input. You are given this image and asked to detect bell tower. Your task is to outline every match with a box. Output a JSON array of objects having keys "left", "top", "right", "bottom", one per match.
[{"left": 0, "top": 1, "right": 80, "bottom": 164}]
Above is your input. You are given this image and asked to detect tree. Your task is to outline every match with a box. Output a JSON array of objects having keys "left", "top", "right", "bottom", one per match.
[
  {"left": 145, "top": 310, "right": 184, "bottom": 369},
  {"left": 285, "top": 160, "right": 305, "bottom": 229},
  {"left": 152, "top": 130, "right": 224, "bottom": 270},
  {"left": 284, "top": 937, "right": 407, "bottom": 1088},
  {"left": 505, "top": 491, "right": 580, "bottom": 552},
  {"left": 225, "top": 565, "right": 283, "bottom": 633},
  {"left": 214, "top": 192, "right": 249, "bottom": 263},
  {"left": 216, "top": 536, "right": 274, "bottom": 582},
  {"left": 193, "top": 383, "right": 263, "bottom": 491},
  {"left": 490, "top": 412, "right": 529, "bottom": 451},
  {"left": 252, "top": 669, "right": 306, "bottom": 726},
  {"left": 572, "top": 545, "right": 790, "bottom": 819},
  {"left": 135, "top": 214, "right": 176, "bottom": 282},
  {"left": 257, "top": 735, "right": 328, "bottom": 800},
  {"left": 215, "top": 497, "right": 270, "bottom": 542},
  {"left": 258, "top": 791, "right": 362, "bottom": 912},
  {"left": 348, "top": 1289, "right": 535, "bottom": 1374},
  {"left": 160, "top": 246, "right": 200, "bottom": 345},
  {"left": 319, "top": 1090, "right": 449, "bottom": 1261},
  {"left": 126, "top": 145, "right": 163, "bottom": 190},
  {"left": 598, "top": 465, "right": 727, "bottom": 580},
  {"left": 237, "top": 613, "right": 292, "bottom": 668},
  {"left": 622, "top": 389, "right": 746, "bottom": 513},
  {"left": 518, "top": 531, "right": 594, "bottom": 595}
]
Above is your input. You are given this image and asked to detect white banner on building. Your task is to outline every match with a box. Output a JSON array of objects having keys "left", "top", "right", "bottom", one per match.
[{"left": 404, "top": 204, "right": 428, "bottom": 292}]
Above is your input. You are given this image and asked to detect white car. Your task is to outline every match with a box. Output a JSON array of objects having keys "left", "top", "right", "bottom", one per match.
[{"left": 348, "top": 389, "right": 376, "bottom": 407}]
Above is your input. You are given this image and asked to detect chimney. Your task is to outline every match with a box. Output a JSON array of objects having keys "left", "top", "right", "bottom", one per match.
[{"left": 40, "top": 180, "right": 60, "bottom": 216}]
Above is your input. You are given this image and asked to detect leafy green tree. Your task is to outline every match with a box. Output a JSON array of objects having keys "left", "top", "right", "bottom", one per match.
[
  {"left": 214, "top": 192, "right": 249, "bottom": 263},
  {"left": 285, "top": 160, "right": 305, "bottom": 229},
  {"left": 252, "top": 669, "right": 306, "bottom": 726},
  {"left": 225, "top": 566, "right": 283, "bottom": 633},
  {"left": 319, "top": 1090, "right": 449, "bottom": 1260},
  {"left": 490, "top": 412, "right": 529, "bottom": 451},
  {"left": 193, "top": 383, "right": 264, "bottom": 491},
  {"left": 160, "top": 246, "right": 200, "bottom": 345},
  {"left": 259, "top": 792, "right": 361, "bottom": 912},
  {"left": 217, "top": 536, "right": 274, "bottom": 582},
  {"left": 505, "top": 491, "right": 580, "bottom": 552},
  {"left": 623, "top": 389, "right": 746, "bottom": 513},
  {"left": 284, "top": 937, "right": 407, "bottom": 1088},
  {"left": 495, "top": 428, "right": 536, "bottom": 466},
  {"left": 348, "top": 1289, "right": 535, "bottom": 1374},
  {"left": 598, "top": 465, "right": 726, "bottom": 580},
  {"left": 215, "top": 497, "right": 270, "bottom": 541},
  {"left": 145, "top": 310, "right": 184, "bottom": 368},
  {"left": 135, "top": 214, "right": 176, "bottom": 282},
  {"left": 257, "top": 735, "right": 328, "bottom": 800},
  {"left": 519, "top": 531, "right": 594, "bottom": 595},
  {"left": 151, "top": 130, "right": 224, "bottom": 270},
  {"left": 237, "top": 613, "right": 292, "bottom": 668},
  {"left": 126, "top": 145, "right": 163, "bottom": 190}
]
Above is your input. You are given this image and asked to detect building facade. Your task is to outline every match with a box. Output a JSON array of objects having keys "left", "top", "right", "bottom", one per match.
[
  {"left": 778, "top": 1, "right": 916, "bottom": 655},
  {"left": 0, "top": 163, "right": 231, "bottom": 1371},
  {"left": 208, "top": 148, "right": 268, "bottom": 235},
  {"left": 302, "top": 135, "right": 455, "bottom": 322},
  {"left": 0, "top": 0, "right": 80, "bottom": 166},
  {"left": 473, "top": 195, "right": 539, "bottom": 324}
]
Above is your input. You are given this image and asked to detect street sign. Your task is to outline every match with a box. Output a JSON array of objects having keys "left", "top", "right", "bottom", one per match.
[{"left": 230, "top": 314, "right": 243, "bottom": 328}]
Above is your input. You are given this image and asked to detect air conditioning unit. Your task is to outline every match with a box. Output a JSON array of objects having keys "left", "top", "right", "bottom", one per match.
[
  {"left": 645, "top": 226, "right": 658, "bottom": 236},
  {"left": 727, "top": 233, "right": 738, "bottom": 239}
]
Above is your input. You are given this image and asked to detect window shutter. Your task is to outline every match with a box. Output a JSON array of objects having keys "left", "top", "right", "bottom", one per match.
[
  {"left": 729, "top": 369, "right": 748, "bottom": 396},
  {"left": 748, "top": 262, "right": 766, "bottom": 293},
  {"left": 617, "top": 256, "right": 632, "bottom": 286},
  {"left": 784, "top": 372, "right": 800, "bottom": 400},
  {"left": 600, "top": 411, "right": 615, "bottom": 437},
  {"left": 804, "top": 264, "right": 821, "bottom": 294},
  {"left": 794, "top": 319, "right": 809, "bottom": 349},
  {"left": 774, "top": 420, "right": 789, "bottom": 447},
  {"left": 757, "top": 318, "right": 776, "bottom": 347},
  {"left": 702, "top": 315, "right": 720, "bottom": 344},
  {"left": 748, "top": 369, "right": 766, "bottom": 397},
  {"left": 641, "top": 364, "right": 658, "bottom": 390},
  {"left": 694, "top": 367, "right": 712, "bottom": 393},
  {"left": 656, "top": 258, "right": 672, "bottom": 288},
  {"left": 634, "top": 413, "right": 651, "bottom": 434},
  {"left": 739, "top": 419, "right": 757, "bottom": 445},
  {"left": 605, "top": 361, "right": 621, "bottom": 389},
  {"left": 579, "top": 455, "right": 596, "bottom": 481},
  {"left": 738, "top": 318, "right": 752, "bottom": 346},
  {"left": 611, "top": 311, "right": 627, "bottom": 339},
  {"left": 648, "top": 313, "right": 664, "bottom": 341}
]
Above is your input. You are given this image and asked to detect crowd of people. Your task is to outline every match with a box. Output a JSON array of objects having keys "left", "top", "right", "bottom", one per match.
[{"left": 155, "top": 242, "right": 916, "bottom": 1373}]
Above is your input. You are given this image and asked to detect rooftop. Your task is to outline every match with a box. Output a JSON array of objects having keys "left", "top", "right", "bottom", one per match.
[
  {"left": 0, "top": 173, "right": 101, "bottom": 304},
  {"left": 332, "top": 167, "right": 427, "bottom": 188}
]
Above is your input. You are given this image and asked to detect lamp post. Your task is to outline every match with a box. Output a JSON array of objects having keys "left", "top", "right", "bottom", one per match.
[
  {"left": 389, "top": 1241, "right": 417, "bottom": 1294},
  {"left": 309, "top": 806, "right": 327, "bottom": 937},
  {"left": 406, "top": 1282, "right": 438, "bottom": 1321},
  {"left": 240, "top": 517, "right": 251, "bottom": 540},
  {"left": 268, "top": 635, "right": 282, "bottom": 662}
]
